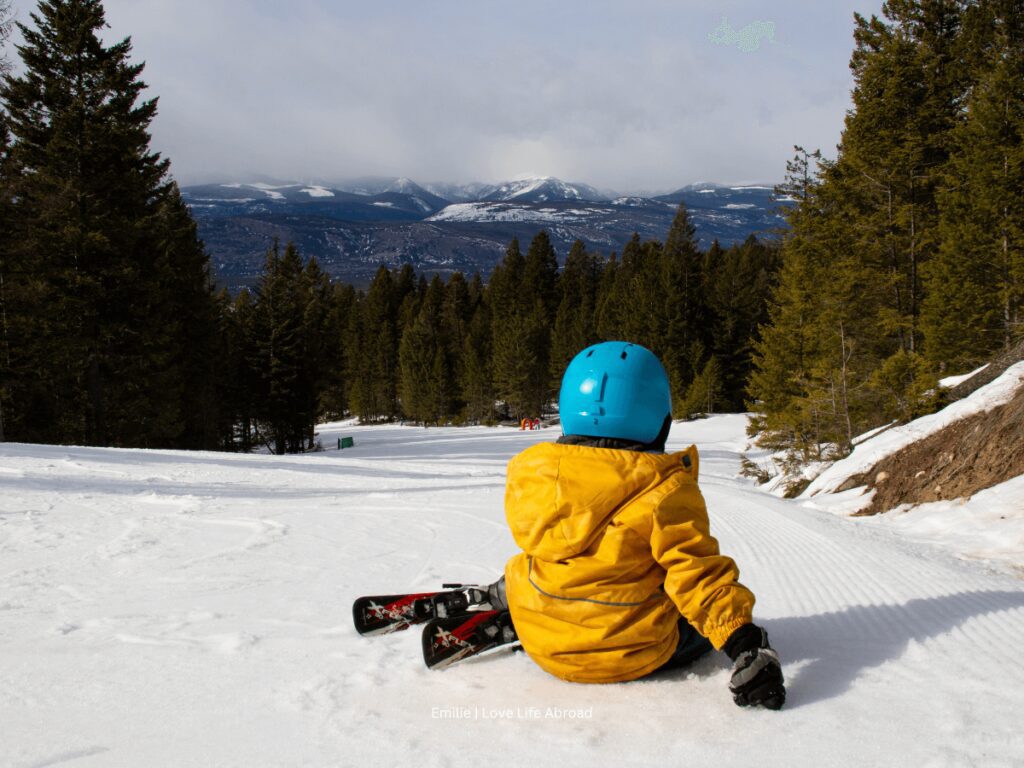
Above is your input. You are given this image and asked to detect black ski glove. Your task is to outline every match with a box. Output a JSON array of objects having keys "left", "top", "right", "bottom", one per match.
[{"left": 723, "top": 623, "right": 786, "bottom": 710}]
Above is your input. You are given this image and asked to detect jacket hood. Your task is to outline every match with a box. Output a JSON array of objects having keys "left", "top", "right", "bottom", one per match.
[{"left": 504, "top": 442, "right": 697, "bottom": 561}]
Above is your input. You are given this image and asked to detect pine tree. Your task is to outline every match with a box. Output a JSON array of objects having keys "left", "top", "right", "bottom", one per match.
[
  {"left": 152, "top": 185, "right": 221, "bottom": 450},
  {"left": 810, "top": 240, "right": 894, "bottom": 454},
  {"left": 624, "top": 239, "right": 666, "bottom": 354},
  {"left": 519, "top": 231, "right": 560, "bottom": 410},
  {"left": 660, "top": 203, "right": 711, "bottom": 407},
  {"left": 399, "top": 275, "right": 455, "bottom": 424},
  {"left": 319, "top": 281, "right": 355, "bottom": 419},
  {"left": 522, "top": 229, "right": 560, "bottom": 323},
  {"left": 461, "top": 290, "right": 495, "bottom": 424},
  {"left": 596, "top": 234, "right": 644, "bottom": 342},
  {"left": 441, "top": 272, "right": 472, "bottom": 418},
  {"left": 348, "top": 266, "right": 400, "bottom": 421},
  {"left": 550, "top": 240, "right": 602, "bottom": 385},
  {"left": 922, "top": 0, "right": 1024, "bottom": 367},
  {"left": 489, "top": 238, "right": 549, "bottom": 419},
  {"left": 707, "top": 237, "right": 780, "bottom": 411},
  {"left": 444, "top": 272, "right": 472, "bottom": 347},
  {"left": 593, "top": 251, "right": 619, "bottom": 339},
  {"left": 679, "top": 356, "right": 724, "bottom": 417},
  {"left": 299, "top": 256, "right": 335, "bottom": 447},
  {"left": 0, "top": 0, "right": 12, "bottom": 78},
  {"left": 487, "top": 238, "right": 524, "bottom": 325},
  {"left": 840, "top": 2, "right": 966, "bottom": 354},
  {"left": 0, "top": 95, "right": 13, "bottom": 442},
  {"left": 0, "top": 0, "right": 215, "bottom": 446},
  {"left": 252, "top": 241, "right": 307, "bottom": 454},
  {"left": 491, "top": 310, "right": 547, "bottom": 420},
  {"left": 749, "top": 150, "right": 835, "bottom": 457},
  {"left": 394, "top": 263, "right": 421, "bottom": 335},
  {"left": 223, "top": 287, "right": 258, "bottom": 451}
]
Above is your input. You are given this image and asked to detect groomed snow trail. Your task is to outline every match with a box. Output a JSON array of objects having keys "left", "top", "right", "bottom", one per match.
[{"left": 2, "top": 416, "right": 1022, "bottom": 768}]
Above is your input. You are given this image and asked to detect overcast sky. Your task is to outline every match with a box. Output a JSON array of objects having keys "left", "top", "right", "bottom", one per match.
[{"left": 6, "top": 0, "right": 882, "bottom": 192}]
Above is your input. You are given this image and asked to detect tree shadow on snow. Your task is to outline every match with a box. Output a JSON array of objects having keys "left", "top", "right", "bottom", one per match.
[{"left": 763, "top": 589, "right": 1024, "bottom": 709}]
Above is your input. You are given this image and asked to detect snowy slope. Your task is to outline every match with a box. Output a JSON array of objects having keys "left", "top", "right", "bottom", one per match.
[
  {"left": 426, "top": 202, "right": 612, "bottom": 224},
  {"left": 2, "top": 417, "right": 1023, "bottom": 767}
]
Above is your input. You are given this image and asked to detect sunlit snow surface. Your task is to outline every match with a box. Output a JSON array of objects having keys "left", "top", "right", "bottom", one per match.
[{"left": 2, "top": 416, "right": 1023, "bottom": 767}]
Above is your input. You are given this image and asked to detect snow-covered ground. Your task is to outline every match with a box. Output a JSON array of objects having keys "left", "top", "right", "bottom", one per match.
[
  {"left": 789, "top": 362, "right": 1024, "bottom": 576},
  {"left": 3, "top": 416, "right": 1023, "bottom": 767},
  {"left": 860, "top": 476, "right": 1024, "bottom": 577},
  {"left": 798, "top": 469, "right": 1024, "bottom": 580}
]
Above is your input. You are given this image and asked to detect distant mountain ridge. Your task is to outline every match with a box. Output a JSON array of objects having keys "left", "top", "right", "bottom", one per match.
[
  {"left": 183, "top": 176, "right": 788, "bottom": 290},
  {"left": 479, "top": 176, "right": 610, "bottom": 203}
]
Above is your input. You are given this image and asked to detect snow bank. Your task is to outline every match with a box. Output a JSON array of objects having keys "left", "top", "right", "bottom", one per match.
[
  {"left": 861, "top": 474, "right": 1024, "bottom": 576},
  {"left": 802, "top": 361, "right": 1024, "bottom": 497},
  {"left": 939, "top": 363, "right": 989, "bottom": 389}
]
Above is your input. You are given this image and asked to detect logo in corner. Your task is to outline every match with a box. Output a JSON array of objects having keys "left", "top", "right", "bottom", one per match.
[{"left": 708, "top": 17, "right": 776, "bottom": 53}]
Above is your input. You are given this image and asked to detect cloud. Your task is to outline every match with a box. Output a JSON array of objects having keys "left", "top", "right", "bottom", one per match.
[{"left": 6, "top": 0, "right": 879, "bottom": 190}]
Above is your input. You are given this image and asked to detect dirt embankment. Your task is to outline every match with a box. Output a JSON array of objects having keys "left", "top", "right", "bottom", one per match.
[{"left": 855, "top": 383, "right": 1024, "bottom": 516}]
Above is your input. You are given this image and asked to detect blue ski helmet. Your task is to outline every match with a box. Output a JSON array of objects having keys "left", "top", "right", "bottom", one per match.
[{"left": 558, "top": 341, "right": 672, "bottom": 444}]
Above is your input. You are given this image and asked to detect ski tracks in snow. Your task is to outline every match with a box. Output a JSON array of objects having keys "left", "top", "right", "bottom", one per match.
[
  {"left": 694, "top": 428, "right": 1024, "bottom": 765},
  {"left": 2, "top": 423, "right": 1024, "bottom": 767}
]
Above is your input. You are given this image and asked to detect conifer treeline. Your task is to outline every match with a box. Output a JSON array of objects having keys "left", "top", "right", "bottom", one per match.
[
  {"left": 750, "top": 0, "right": 1024, "bottom": 465},
  {"left": 217, "top": 218, "right": 779, "bottom": 452}
]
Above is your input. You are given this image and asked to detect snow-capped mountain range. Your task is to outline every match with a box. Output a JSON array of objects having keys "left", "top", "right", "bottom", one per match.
[
  {"left": 322, "top": 175, "right": 612, "bottom": 204},
  {"left": 182, "top": 176, "right": 788, "bottom": 289}
]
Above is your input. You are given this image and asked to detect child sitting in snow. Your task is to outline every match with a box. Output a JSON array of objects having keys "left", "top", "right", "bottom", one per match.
[{"left": 487, "top": 341, "right": 785, "bottom": 709}]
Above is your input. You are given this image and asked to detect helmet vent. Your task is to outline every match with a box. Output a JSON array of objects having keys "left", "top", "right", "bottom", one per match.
[{"left": 620, "top": 351, "right": 628, "bottom": 359}]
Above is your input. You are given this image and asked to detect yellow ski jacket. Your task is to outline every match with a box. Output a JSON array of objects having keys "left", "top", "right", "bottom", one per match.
[{"left": 503, "top": 441, "right": 755, "bottom": 683}]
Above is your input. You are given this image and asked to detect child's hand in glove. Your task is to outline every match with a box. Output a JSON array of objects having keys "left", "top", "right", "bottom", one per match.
[{"left": 723, "top": 623, "right": 786, "bottom": 710}]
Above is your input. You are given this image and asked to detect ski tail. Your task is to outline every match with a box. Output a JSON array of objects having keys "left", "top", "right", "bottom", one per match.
[
  {"left": 422, "top": 609, "right": 519, "bottom": 670},
  {"left": 352, "top": 585, "right": 490, "bottom": 636}
]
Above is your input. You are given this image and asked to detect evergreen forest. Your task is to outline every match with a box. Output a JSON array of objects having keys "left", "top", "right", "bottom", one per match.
[
  {"left": 1, "top": 0, "right": 1021, "bottom": 461},
  {"left": 748, "top": 0, "right": 1024, "bottom": 466}
]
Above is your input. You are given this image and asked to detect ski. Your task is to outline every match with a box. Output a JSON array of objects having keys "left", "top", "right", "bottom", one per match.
[
  {"left": 352, "top": 584, "right": 490, "bottom": 636},
  {"left": 421, "top": 609, "right": 518, "bottom": 670}
]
